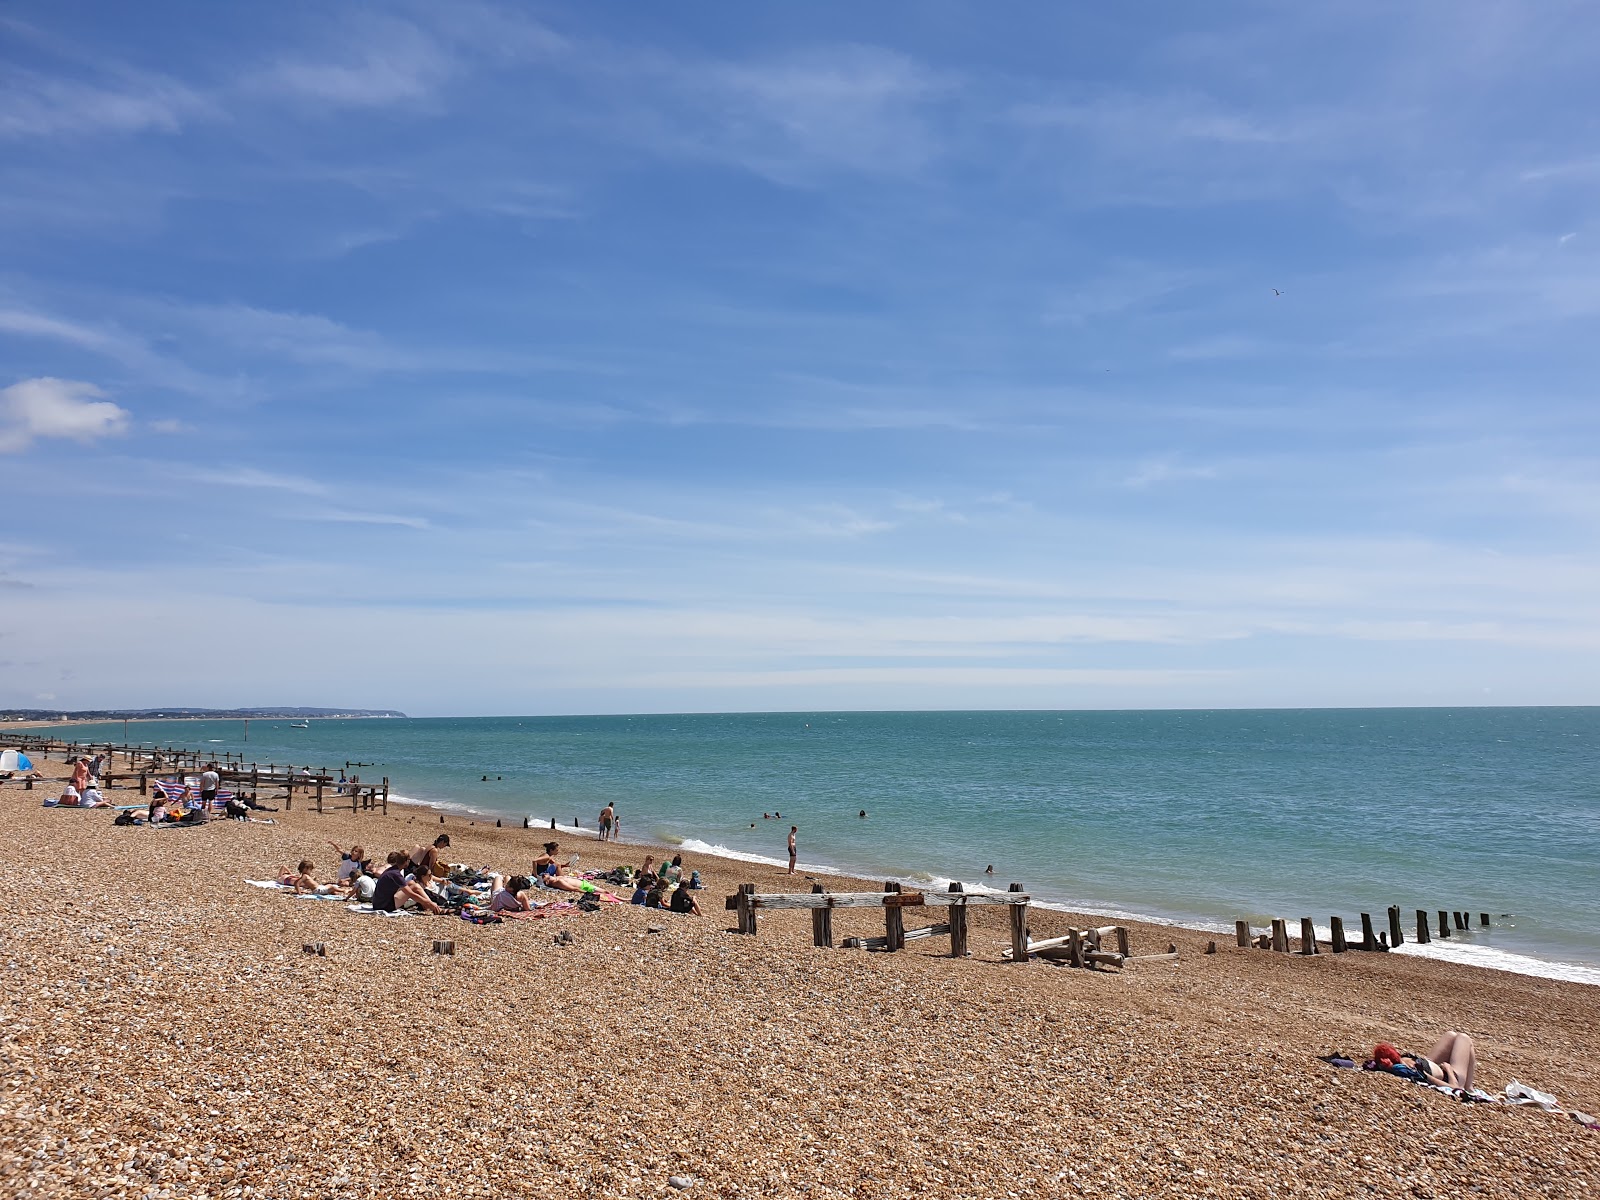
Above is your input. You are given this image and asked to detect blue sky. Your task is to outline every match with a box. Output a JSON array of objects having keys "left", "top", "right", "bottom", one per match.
[{"left": 4, "top": 2, "right": 1599, "bottom": 715}]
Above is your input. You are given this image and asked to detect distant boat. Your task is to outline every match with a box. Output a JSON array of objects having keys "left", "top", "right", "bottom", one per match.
[{"left": 289, "top": 720, "right": 310, "bottom": 729}]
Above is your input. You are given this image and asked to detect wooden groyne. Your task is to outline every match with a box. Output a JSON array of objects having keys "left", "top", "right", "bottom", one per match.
[
  {"left": 724, "top": 881, "right": 1173, "bottom": 969},
  {"left": 2, "top": 733, "right": 387, "bottom": 814},
  {"left": 1236, "top": 904, "right": 1494, "bottom": 954}
]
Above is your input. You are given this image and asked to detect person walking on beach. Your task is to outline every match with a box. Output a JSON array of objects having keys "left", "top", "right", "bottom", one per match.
[
  {"left": 787, "top": 826, "right": 798, "bottom": 875},
  {"left": 599, "top": 803, "right": 615, "bottom": 842}
]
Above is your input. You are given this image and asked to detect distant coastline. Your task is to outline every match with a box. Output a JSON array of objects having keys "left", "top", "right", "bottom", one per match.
[{"left": 0, "top": 706, "right": 406, "bottom": 723}]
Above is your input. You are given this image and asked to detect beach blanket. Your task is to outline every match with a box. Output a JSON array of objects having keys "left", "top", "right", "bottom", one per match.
[{"left": 245, "top": 878, "right": 344, "bottom": 900}]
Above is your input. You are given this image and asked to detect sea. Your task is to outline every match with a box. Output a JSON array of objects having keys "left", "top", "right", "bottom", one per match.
[{"left": 42, "top": 707, "right": 1600, "bottom": 985}]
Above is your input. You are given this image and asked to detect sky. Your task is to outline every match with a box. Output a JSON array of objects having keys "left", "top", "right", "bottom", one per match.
[{"left": 3, "top": 1, "right": 1600, "bottom": 717}]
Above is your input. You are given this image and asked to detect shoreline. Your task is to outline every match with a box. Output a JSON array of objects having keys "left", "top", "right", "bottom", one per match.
[
  {"left": 11, "top": 712, "right": 1597, "bottom": 986},
  {"left": 5, "top": 745, "right": 1599, "bottom": 1196},
  {"left": 384, "top": 788, "right": 1600, "bottom": 989}
]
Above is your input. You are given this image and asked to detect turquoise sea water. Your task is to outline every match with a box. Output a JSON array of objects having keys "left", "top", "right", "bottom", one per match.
[{"left": 43, "top": 708, "right": 1600, "bottom": 982}]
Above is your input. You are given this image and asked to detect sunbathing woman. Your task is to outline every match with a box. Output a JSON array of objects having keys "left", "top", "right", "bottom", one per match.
[
  {"left": 489, "top": 875, "right": 537, "bottom": 912},
  {"left": 408, "top": 835, "right": 451, "bottom": 882},
  {"left": 1406, "top": 1031, "right": 1477, "bottom": 1090},
  {"left": 532, "top": 842, "right": 570, "bottom": 879}
]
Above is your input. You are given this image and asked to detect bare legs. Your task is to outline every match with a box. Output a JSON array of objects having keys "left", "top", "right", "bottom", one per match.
[{"left": 1424, "top": 1030, "right": 1477, "bottom": 1090}]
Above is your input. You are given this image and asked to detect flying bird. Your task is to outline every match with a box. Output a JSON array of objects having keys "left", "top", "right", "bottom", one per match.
[{"left": 1272, "top": 288, "right": 1284, "bottom": 297}]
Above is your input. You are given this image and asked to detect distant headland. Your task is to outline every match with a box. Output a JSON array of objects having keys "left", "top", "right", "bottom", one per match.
[{"left": 0, "top": 707, "right": 407, "bottom": 722}]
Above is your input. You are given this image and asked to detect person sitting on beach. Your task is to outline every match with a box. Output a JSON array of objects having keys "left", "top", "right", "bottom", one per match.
[
  {"left": 328, "top": 842, "right": 371, "bottom": 884},
  {"left": 489, "top": 875, "right": 537, "bottom": 913},
  {"left": 225, "top": 796, "right": 251, "bottom": 820},
  {"left": 630, "top": 876, "right": 651, "bottom": 905},
  {"left": 78, "top": 785, "right": 111, "bottom": 808},
  {"left": 146, "top": 796, "right": 173, "bottom": 823},
  {"left": 645, "top": 878, "right": 669, "bottom": 909},
  {"left": 1372, "top": 1032, "right": 1477, "bottom": 1090},
  {"left": 668, "top": 883, "right": 702, "bottom": 916},
  {"left": 372, "top": 851, "right": 442, "bottom": 914},
  {"left": 408, "top": 835, "right": 450, "bottom": 883},
  {"left": 638, "top": 854, "right": 656, "bottom": 880},
  {"left": 533, "top": 841, "right": 570, "bottom": 879}
]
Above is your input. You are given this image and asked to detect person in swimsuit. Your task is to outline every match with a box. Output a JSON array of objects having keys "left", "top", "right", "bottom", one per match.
[
  {"left": 1403, "top": 1031, "right": 1478, "bottom": 1090},
  {"left": 489, "top": 875, "right": 537, "bottom": 912},
  {"left": 598, "top": 804, "right": 614, "bottom": 842},
  {"left": 408, "top": 835, "right": 450, "bottom": 883},
  {"left": 532, "top": 841, "right": 568, "bottom": 878},
  {"left": 787, "top": 826, "right": 798, "bottom": 875},
  {"left": 279, "top": 860, "right": 339, "bottom": 894}
]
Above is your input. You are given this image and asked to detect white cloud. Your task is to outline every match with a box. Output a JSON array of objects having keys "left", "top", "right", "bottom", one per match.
[{"left": 0, "top": 377, "right": 129, "bottom": 453}]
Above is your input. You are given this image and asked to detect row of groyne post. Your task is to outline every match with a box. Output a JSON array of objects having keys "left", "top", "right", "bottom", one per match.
[
  {"left": 2, "top": 732, "right": 388, "bottom": 814},
  {"left": 1237, "top": 904, "right": 1495, "bottom": 954}
]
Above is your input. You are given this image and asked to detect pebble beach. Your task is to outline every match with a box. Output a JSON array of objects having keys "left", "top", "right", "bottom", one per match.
[{"left": 3, "top": 751, "right": 1598, "bottom": 1199}]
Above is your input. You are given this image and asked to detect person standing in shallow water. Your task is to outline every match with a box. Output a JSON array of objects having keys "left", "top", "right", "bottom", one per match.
[
  {"left": 599, "top": 803, "right": 615, "bottom": 842},
  {"left": 787, "top": 826, "right": 798, "bottom": 875}
]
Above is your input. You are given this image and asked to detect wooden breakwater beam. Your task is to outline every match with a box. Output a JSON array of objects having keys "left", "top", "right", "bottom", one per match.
[
  {"left": 726, "top": 884, "right": 1030, "bottom": 963},
  {"left": 1480, "top": 912, "right": 1491, "bottom": 928},
  {"left": 1388, "top": 905, "right": 1404, "bottom": 948},
  {"left": 1438, "top": 910, "right": 1451, "bottom": 939},
  {"left": 1270, "top": 918, "right": 1289, "bottom": 953},
  {"left": 1236, "top": 920, "right": 1251, "bottom": 948},
  {"left": 1330, "top": 916, "right": 1348, "bottom": 953},
  {"left": 1416, "top": 909, "right": 1431, "bottom": 944}
]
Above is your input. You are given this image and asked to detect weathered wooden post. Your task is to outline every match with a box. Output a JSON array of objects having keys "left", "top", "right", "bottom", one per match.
[
  {"left": 736, "top": 883, "right": 757, "bottom": 936},
  {"left": 1453, "top": 911, "right": 1467, "bottom": 931},
  {"left": 315, "top": 776, "right": 324, "bottom": 812},
  {"left": 1388, "top": 905, "right": 1404, "bottom": 947},
  {"left": 1236, "top": 920, "right": 1251, "bottom": 948},
  {"left": 1008, "top": 882, "right": 1028, "bottom": 964},
  {"left": 1067, "top": 928, "right": 1084, "bottom": 968},
  {"left": 811, "top": 883, "right": 833, "bottom": 949},
  {"left": 1331, "top": 916, "right": 1347, "bottom": 953},
  {"left": 381, "top": 778, "right": 389, "bottom": 814},
  {"left": 1479, "top": 913, "right": 1490, "bottom": 928},
  {"left": 1300, "top": 918, "right": 1318, "bottom": 955},
  {"left": 1270, "top": 918, "right": 1289, "bottom": 953},
  {"left": 883, "top": 882, "right": 905, "bottom": 952},
  {"left": 139, "top": 773, "right": 147, "bottom": 796},
  {"left": 947, "top": 881, "right": 969, "bottom": 958},
  {"left": 1360, "top": 913, "right": 1378, "bottom": 952},
  {"left": 1416, "top": 910, "right": 1431, "bottom": 944},
  {"left": 1437, "top": 910, "right": 1450, "bottom": 939},
  {"left": 1115, "top": 927, "right": 1131, "bottom": 958}
]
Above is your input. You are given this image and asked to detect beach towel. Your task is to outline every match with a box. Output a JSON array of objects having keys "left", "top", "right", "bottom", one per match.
[{"left": 346, "top": 904, "right": 415, "bottom": 918}]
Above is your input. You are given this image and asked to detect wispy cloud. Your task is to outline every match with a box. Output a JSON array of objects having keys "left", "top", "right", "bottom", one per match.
[
  {"left": 307, "top": 509, "right": 431, "bottom": 531},
  {"left": 1122, "top": 457, "right": 1221, "bottom": 489},
  {"left": 183, "top": 466, "right": 329, "bottom": 496},
  {"left": 0, "top": 66, "right": 212, "bottom": 139}
]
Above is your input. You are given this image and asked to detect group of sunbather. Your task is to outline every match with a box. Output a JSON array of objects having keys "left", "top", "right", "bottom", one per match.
[{"left": 274, "top": 836, "right": 706, "bottom": 917}]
